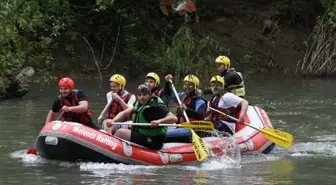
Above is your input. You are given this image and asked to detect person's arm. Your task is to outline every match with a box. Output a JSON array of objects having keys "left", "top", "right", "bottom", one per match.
[
  {"left": 144, "top": 105, "right": 177, "bottom": 127},
  {"left": 218, "top": 93, "right": 248, "bottom": 123},
  {"left": 64, "top": 90, "right": 89, "bottom": 113},
  {"left": 97, "top": 100, "right": 113, "bottom": 124},
  {"left": 45, "top": 110, "right": 56, "bottom": 124},
  {"left": 46, "top": 99, "right": 62, "bottom": 124},
  {"left": 112, "top": 106, "right": 134, "bottom": 122},
  {"left": 67, "top": 101, "right": 88, "bottom": 113},
  {"left": 204, "top": 101, "right": 212, "bottom": 120},
  {"left": 163, "top": 81, "right": 172, "bottom": 96},
  {"left": 184, "top": 99, "right": 206, "bottom": 120},
  {"left": 112, "top": 93, "right": 130, "bottom": 110},
  {"left": 238, "top": 99, "right": 248, "bottom": 124},
  {"left": 127, "top": 95, "right": 136, "bottom": 106},
  {"left": 106, "top": 92, "right": 112, "bottom": 103},
  {"left": 155, "top": 112, "right": 178, "bottom": 125}
]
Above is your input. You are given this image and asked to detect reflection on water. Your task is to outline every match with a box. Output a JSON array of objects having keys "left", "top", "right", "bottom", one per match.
[
  {"left": 263, "top": 159, "right": 294, "bottom": 185},
  {"left": 1, "top": 75, "right": 336, "bottom": 184}
]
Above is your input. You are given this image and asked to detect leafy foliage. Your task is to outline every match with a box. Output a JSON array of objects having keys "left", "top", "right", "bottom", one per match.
[
  {"left": 1, "top": 0, "right": 336, "bottom": 92},
  {"left": 297, "top": 0, "right": 336, "bottom": 76},
  {"left": 0, "top": 0, "right": 74, "bottom": 87}
]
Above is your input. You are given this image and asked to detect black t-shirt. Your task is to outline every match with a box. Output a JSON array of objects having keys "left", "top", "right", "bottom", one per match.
[
  {"left": 142, "top": 105, "right": 169, "bottom": 123},
  {"left": 51, "top": 90, "right": 88, "bottom": 113},
  {"left": 222, "top": 70, "right": 242, "bottom": 88}
]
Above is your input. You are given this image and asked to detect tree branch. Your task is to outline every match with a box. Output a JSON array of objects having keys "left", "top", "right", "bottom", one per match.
[{"left": 83, "top": 36, "right": 103, "bottom": 83}]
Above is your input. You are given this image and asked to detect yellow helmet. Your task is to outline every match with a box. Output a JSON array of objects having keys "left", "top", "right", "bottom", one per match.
[
  {"left": 215, "top": 56, "right": 231, "bottom": 68},
  {"left": 109, "top": 74, "right": 126, "bottom": 89},
  {"left": 210, "top": 75, "right": 225, "bottom": 87},
  {"left": 183, "top": 75, "right": 200, "bottom": 89},
  {"left": 145, "top": 72, "right": 160, "bottom": 87}
]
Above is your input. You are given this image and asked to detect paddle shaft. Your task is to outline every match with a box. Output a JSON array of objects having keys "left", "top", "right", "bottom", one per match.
[
  {"left": 207, "top": 106, "right": 259, "bottom": 130},
  {"left": 98, "top": 96, "right": 114, "bottom": 123},
  {"left": 169, "top": 80, "right": 190, "bottom": 122},
  {"left": 170, "top": 80, "right": 209, "bottom": 160},
  {"left": 55, "top": 111, "right": 64, "bottom": 120},
  {"left": 107, "top": 121, "right": 178, "bottom": 127}
]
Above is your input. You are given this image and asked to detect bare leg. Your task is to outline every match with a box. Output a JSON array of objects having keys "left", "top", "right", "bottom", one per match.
[
  {"left": 104, "top": 124, "right": 115, "bottom": 135},
  {"left": 114, "top": 128, "right": 131, "bottom": 141}
]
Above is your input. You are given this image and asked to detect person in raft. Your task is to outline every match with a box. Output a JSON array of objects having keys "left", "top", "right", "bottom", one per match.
[
  {"left": 163, "top": 74, "right": 207, "bottom": 142},
  {"left": 45, "top": 77, "right": 99, "bottom": 130},
  {"left": 104, "top": 84, "right": 177, "bottom": 150},
  {"left": 144, "top": 72, "right": 169, "bottom": 106},
  {"left": 97, "top": 74, "right": 136, "bottom": 132},
  {"left": 205, "top": 75, "right": 249, "bottom": 135},
  {"left": 215, "top": 55, "right": 246, "bottom": 97}
]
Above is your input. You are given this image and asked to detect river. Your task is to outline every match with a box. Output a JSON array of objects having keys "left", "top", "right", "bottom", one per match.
[{"left": 1, "top": 74, "right": 335, "bottom": 184}]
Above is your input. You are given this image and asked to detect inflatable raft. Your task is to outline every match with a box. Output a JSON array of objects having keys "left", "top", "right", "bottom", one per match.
[
  {"left": 234, "top": 105, "right": 275, "bottom": 153},
  {"left": 35, "top": 105, "right": 274, "bottom": 165}
]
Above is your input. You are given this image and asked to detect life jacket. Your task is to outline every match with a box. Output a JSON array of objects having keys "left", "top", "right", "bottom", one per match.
[
  {"left": 177, "top": 93, "right": 206, "bottom": 123},
  {"left": 131, "top": 96, "right": 168, "bottom": 136},
  {"left": 106, "top": 91, "right": 132, "bottom": 120},
  {"left": 151, "top": 87, "right": 163, "bottom": 98},
  {"left": 223, "top": 68, "right": 246, "bottom": 97},
  {"left": 207, "top": 94, "right": 241, "bottom": 123},
  {"left": 58, "top": 90, "right": 93, "bottom": 125}
]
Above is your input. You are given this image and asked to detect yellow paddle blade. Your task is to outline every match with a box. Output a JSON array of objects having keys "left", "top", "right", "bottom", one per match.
[
  {"left": 191, "top": 130, "right": 209, "bottom": 161},
  {"left": 260, "top": 128, "right": 293, "bottom": 149},
  {"left": 181, "top": 121, "right": 215, "bottom": 132}
]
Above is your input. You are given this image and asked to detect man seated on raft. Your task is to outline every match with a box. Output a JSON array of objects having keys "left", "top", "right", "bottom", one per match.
[
  {"left": 104, "top": 84, "right": 177, "bottom": 150},
  {"left": 98, "top": 74, "right": 136, "bottom": 132},
  {"left": 163, "top": 74, "right": 207, "bottom": 142},
  {"left": 205, "top": 75, "right": 248, "bottom": 136}
]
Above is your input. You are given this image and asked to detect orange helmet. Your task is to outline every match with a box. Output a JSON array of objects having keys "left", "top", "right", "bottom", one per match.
[{"left": 58, "top": 77, "right": 75, "bottom": 89}]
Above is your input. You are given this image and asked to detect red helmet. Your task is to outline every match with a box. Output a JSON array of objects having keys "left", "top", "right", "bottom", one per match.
[{"left": 58, "top": 77, "right": 75, "bottom": 89}]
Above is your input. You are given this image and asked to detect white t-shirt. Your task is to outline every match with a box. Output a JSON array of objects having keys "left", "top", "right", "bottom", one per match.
[
  {"left": 218, "top": 92, "right": 243, "bottom": 109},
  {"left": 106, "top": 91, "right": 136, "bottom": 106},
  {"left": 217, "top": 92, "right": 243, "bottom": 133}
]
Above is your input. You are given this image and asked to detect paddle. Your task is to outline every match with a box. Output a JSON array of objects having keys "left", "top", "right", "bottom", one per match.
[
  {"left": 208, "top": 106, "right": 293, "bottom": 149},
  {"left": 103, "top": 120, "right": 215, "bottom": 132},
  {"left": 169, "top": 80, "right": 209, "bottom": 161},
  {"left": 26, "top": 111, "right": 64, "bottom": 155},
  {"left": 97, "top": 94, "right": 114, "bottom": 124}
]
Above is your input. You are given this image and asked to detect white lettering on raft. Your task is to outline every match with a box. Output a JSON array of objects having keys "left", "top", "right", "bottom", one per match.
[
  {"left": 73, "top": 126, "right": 96, "bottom": 139},
  {"left": 96, "top": 135, "right": 117, "bottom": 150},
  {"left": 72, "top": 126, "right": 117, "bottom": 150}
]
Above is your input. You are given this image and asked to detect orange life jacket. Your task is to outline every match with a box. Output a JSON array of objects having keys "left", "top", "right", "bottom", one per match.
[
  {"left": 207, "top": 94, "right": 241, "bottom": 123},
  {"left": 177, "top": 94, "right": 206, "bottom": 123},
  {"left": 152, "top": 87, "right": 163, "bottom": 98},
  {"left": 106, "top": 92, "right": 132, "bottom": 120},
  {"left": 59, "top": 90, "right": 93, "bottom": 125}
]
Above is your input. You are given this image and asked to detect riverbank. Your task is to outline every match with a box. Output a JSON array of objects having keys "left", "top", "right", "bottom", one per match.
[{"left": 1, "top": 0, "right": 333, "bottom": 99}]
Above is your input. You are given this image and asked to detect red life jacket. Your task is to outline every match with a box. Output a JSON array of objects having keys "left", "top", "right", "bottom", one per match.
[
  {"left": 177, "top": 94, "right": 206, "bottom": 123},
  {"left": 106, "top": 92, "right": 132, "bottom": 120},
  {"left": 152, "top": 87, "right": 163, "bottom": 98},
  {"left": 208, "top": 94, "right": 241, "bottom": 122},
  {"left": 58, "top": 90, "right": 93, "bottom": 125}
]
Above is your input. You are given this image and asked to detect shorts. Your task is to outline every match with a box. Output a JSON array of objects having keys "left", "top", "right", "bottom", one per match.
[
  {"left": 165, "top": 128, "right": 192, "bottom": 143},
  {"left": 130, "top": 131, "right": 166, "bottom": 150}
]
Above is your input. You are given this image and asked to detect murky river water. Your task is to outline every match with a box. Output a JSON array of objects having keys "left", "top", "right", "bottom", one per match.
[{"left": 1, "top": 74, "right": 335, "bottom": 185}]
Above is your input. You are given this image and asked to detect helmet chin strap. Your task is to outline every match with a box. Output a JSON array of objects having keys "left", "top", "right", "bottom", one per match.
[
  {"left": 117, "top": 85, "right": 124, "bottom": 95},
  {"left": 117, "top": 89, "right": 122, "bottom": 95}
]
